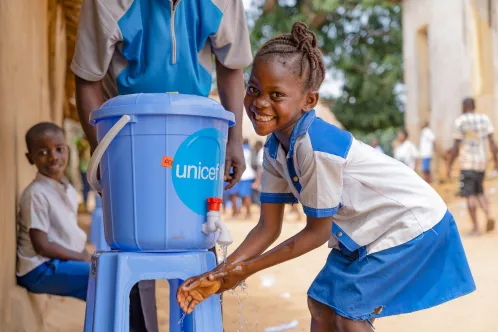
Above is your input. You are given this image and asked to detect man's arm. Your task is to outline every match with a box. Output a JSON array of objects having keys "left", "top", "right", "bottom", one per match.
[
  {"left": 75, "top": 76, "right": 105, "bottom": 152},
  {"left": 30, "top": 229, "right": 91, "bottom": 262},
  {"left": 447, "top": 139, "right": 461, "bottom": 178},
  {"left": 488, "top": 134, "right": 498, "bottom": 169},
  {"left": 215, "top": 59, "right": 246, "bottom": 189}
]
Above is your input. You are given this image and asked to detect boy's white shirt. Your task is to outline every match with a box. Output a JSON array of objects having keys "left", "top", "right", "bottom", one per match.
[
  {"left": 16, "top": 173, "right": 87, "bottom": 276},
  {"left": 260, "top": 111, "right": 447, "bottom": 256},
  {"left": 419, "top": 127, "right": 435, "bottom": 159},
  {"left": 393, "top": 140, "right": 419, "bottom": 170},
  {"left": 240, "top": 145, "right": 256, "bottom": 181}
]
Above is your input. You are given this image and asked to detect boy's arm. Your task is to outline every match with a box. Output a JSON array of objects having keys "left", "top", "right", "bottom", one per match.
[
  {"left": 488, "top": 134, "right": 498, "bottom": 169},
  {"left": 447, "top": 139, "right": 461, "bottom": 178},
  {"left": 215, "top": 59, "right": 246, "bottom": 189},
  {"left": 75, "top": 76, "right": 105, "bottom": 152},
  {"left": 30, "top": 229, "right": 91, "bottom": 262}
]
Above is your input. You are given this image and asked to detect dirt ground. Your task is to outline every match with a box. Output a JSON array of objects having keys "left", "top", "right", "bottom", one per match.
[{"left": 41, "top": 176, "right": 498, "bottom": 331}]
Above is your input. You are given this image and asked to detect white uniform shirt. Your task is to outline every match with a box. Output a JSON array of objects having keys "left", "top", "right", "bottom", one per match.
[
  {"left": 240, "top": 144, "right": 256, "bottom": 181},
  {"left": 17, "top": 173, "right": 87, "bottom": 276},
  {"left": 260, "top": 110, "right": 447, "bottom": 258},
  {"left": 419, "top": 127, "right": 436, "bottom": 159},
  {"left": 394, "top": 140, "right": 419, "bottom": 170}
]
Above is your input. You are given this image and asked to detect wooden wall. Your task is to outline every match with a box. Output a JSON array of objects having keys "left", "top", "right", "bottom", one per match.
[{"left": 0, "top": 0, "right": 65, "bottom": 330}]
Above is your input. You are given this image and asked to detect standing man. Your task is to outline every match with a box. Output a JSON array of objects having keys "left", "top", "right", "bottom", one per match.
[
  {"left": 419, "top": 121, "right": 436, "bottom": 183},
  {"left": 447, "top": 98, "right": 498, "bottom": 235},
  {"left": 71, "top": 0, "right": 252, "bottom": 330}
]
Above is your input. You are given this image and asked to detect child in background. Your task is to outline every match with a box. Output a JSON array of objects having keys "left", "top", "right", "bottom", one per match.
[
  {"left": 393, "top": 128, "right": 419, "bottom": 170},
  {"left": 177, "top": 22, "right": 475, "bottom": 331},
  {"left": 419, "top": 121, "right": 436, "bottom": 183},
  {"left": 75, "top": 134, "right": 91, "bottom": 212},
  {"left": 17, "top": 123, "right": 90, "bottom": 301},
  {"left": 239, "top": 138, "right": 256, "bottom": 219}
]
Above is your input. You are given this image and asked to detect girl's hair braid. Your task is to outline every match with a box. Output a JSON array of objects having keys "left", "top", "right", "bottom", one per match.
[{"left": 255, "top": 22, "right": 326, "bottom": 90}]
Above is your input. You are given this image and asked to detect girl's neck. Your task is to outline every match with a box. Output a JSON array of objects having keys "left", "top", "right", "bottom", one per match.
[{"left": 274, "top": 113, "right": 305, "bottom": 153}]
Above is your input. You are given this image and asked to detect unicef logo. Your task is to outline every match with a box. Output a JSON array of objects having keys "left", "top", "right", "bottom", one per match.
[{"left": 171, "top": 128, "right": 225, "bottom": 215}]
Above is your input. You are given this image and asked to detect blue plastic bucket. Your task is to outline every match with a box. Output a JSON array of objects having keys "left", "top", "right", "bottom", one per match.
[{"left": 87, "top": 93, "right": 234, "bottom": 251}]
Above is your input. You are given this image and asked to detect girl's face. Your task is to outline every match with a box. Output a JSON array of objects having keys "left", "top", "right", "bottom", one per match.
[{"left": 244, "top": 58, "right": 318, "bottom": 140}]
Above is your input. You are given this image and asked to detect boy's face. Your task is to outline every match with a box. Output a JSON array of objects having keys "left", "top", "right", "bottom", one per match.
[
  {"left": 463, "top": 100, "right": 475, "bottom": 113},
  {"left": 26, "top": 130, "right": 69, "bottom": 182},
  {"left": 244, "top": 58, "right": 318, "bottom": 138}
]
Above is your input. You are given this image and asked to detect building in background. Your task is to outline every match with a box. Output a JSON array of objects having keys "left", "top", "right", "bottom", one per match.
[{"left": 398, "top": 0, "right": 497, "bottom": 152}]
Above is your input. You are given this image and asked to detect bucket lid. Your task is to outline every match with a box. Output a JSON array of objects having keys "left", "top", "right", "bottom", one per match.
[{"left": 89, "top": 93, "right": 235, "bottom": 126}]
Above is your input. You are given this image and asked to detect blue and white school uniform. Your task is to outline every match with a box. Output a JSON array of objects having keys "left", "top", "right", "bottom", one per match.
[
  {"left": 260, "top": 110, "right": 476, "bottom": 322},
  {"left": 17, "top": 173, "right": 90, "bottom": 301},
  {"left": 239, "top": 143, "right": 256, "bottom": 198}
]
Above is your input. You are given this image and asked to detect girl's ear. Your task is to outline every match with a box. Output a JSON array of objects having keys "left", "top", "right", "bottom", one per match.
[{"left": 302, "top": 91, "right": 319, "bottom": 113}]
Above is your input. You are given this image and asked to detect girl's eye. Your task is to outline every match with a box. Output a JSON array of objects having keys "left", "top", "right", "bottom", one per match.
[
  {"left": 56, "top": 147, "right": 66, "bottom": 153},
  {"left": 37, "top": 150, "right": 49, "bottom": 157},
  {"left": 271, "top": 92, "right": 284, "bottom": 98}
]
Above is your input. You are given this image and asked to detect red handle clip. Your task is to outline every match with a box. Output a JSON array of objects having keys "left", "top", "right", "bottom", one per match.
[{"left": 207, "top": 197, "right": 222, "bottom": 212}]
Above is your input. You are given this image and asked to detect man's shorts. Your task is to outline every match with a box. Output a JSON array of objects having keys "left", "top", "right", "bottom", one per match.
[
  {"left": 421, "top": 158, "right": 432, "bottom": 173},
  {"left": 459, "top": 170, "right": 485, "bottom": 197}
]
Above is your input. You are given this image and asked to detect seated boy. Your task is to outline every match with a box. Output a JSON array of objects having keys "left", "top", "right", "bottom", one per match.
[{"left": 16, "top": 122, "right": 91, "bottom": 301}]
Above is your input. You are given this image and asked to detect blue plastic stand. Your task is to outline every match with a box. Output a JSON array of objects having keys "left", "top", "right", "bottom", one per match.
[
  {"left": 89, "top": 195, "right": 110, "bottom": 251},
  {"left": 84, "top": 251, "right": 222, "bottom": 332}
]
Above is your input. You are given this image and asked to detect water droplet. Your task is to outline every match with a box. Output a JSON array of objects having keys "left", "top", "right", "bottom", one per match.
[{"left": 178, "top": 312, "right": 186, "bottom": 325}]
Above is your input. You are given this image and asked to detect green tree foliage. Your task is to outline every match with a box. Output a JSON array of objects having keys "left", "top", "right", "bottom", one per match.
[{"left": 249, "top": 0, "right": 404, "bottom": 133}]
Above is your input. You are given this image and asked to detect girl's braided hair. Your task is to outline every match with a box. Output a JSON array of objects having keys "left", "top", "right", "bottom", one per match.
[{"left": 255, "top": 22, "right": 326, "bottom": 90}]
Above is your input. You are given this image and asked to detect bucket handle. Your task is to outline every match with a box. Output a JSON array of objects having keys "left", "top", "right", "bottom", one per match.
[{"left": 87, "top": 115, "right": 131, "bottom": 192}]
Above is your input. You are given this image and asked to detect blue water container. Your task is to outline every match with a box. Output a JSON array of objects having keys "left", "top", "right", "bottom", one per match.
[{"left": 86, "top": 93, "right": 234, "bottom": 251}]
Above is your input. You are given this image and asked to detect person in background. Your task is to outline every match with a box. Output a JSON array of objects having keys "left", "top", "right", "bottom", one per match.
[
  {"left": 393, "top": 128, "right": 419, "bottom": 171},
  {"left": 370, "top": 137, "right": 384, "bottom": 154},
  {"left": 419, "top": 121, "right": 436, "bottom": 183},
  {"left": 252, "top": 141, "right": 264, "bottom": 206},
  {"left": 17, "top": 123, "right": 91, "bottom": 301},
  {"left": 239, "top": 139, "right": 256, "bottom": 219},
  {"left": 447, "top": 97, "right": 498, "bottom": 235},
  {"left": 75, "top": 135, "right": 91, "bottom": 213}
]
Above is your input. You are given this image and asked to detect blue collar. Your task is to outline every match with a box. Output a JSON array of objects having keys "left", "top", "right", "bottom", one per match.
[{"left": 265, "top": 109, "right": 316, "bottom": 159}]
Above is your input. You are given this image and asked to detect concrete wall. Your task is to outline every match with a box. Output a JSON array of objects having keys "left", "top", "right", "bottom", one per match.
[
  {"left": 403, "top": 0, "right": 498, "bottom": 155},
  {"left": 0, "top": 0, "right": 63, "bottom": 330},
  {"left": 403, "top": 0, "right": 474, "bottom": 150}
]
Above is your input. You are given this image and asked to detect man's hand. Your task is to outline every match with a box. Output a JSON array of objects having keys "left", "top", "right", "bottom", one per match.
[
  {"left": 215, "top": 60, "right": 246, "bottom": 190},
  {"left": 224, "top": 139, "right": 246, "bottom": 189}
]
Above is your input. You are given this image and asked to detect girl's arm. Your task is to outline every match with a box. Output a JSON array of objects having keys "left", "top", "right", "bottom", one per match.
[
  {"left": 219, "top": 215, "right": 333, "bottom": 287},
  {"left": 30, "top": 229, "right": 91, "bottom": 262},
  {"left": 178, "top": 215, "right": 333, "bottom": 313},
  {"left": 223, "top": 202, "right": 287, "bottom": 266}
]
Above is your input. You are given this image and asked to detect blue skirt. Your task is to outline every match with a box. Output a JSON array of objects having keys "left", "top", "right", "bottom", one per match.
[{"left": 308, "top": 210, "right": 476, "bottom": 321}]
